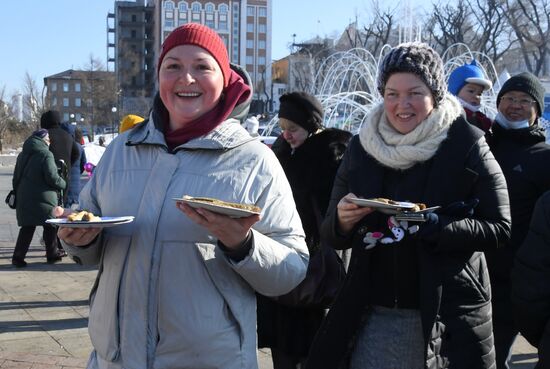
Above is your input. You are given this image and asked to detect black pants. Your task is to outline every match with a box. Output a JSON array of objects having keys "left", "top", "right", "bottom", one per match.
[
  {"left": 271, "top": 348, "right": 307, "bottom": 369},
  {"left": 492, "top": 296, "right": 518, "bottom": 369},
  {"left": 13, "top": 225, "right": 58, "bottom": 261}
]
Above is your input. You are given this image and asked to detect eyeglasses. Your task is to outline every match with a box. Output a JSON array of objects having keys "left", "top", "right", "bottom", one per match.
[{"left": 500, "top": 96, "right": 536, "bottom": 108}]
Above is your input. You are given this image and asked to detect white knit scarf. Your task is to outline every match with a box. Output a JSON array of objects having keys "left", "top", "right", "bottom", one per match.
[{"left": 359, "top": 94, "right": 463, "bottom": 170}]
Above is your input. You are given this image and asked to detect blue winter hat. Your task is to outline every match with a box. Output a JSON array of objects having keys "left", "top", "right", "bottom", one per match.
[
  {"left": 32, "top": 129, "right": 49, "bottom": 139},
  {"left": 448, "top": 60, "right": 492, "bottom": 96}
]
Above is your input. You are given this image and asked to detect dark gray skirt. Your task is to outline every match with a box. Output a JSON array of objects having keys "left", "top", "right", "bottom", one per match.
[{"left": 350, "top": 305, "right": 425, "bottom": 369}]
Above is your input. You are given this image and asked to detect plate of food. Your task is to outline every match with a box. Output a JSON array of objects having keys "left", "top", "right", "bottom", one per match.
[
  {"left": 349, "top": 197, "right": 433, "bottom": 215},
  {"left": 46, "top": 211, "right": 135, "bottom": 228},
  {"left": 173, "top": 195, "right": 261, "bottom": 218}
]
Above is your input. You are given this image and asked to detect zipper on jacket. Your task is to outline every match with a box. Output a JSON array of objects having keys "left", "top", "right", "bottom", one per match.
[{"left": 393, "top": 244, "right": 399, "bottom": 308}]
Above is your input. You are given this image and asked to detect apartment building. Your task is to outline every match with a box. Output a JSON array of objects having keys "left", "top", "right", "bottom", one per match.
[
  {"left": 43, "top": 69, "right": 116, "bottom": 129},
  {"left": 107, "top": 0, "right": 156, "bottom": 117},
  {"left": 158, "top": 0, "right": 272, "bottom": 113}
]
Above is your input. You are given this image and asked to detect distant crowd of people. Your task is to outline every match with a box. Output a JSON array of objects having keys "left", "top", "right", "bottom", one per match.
[{"left": 9, "top": 22, "right": 550, "bottom": 369}]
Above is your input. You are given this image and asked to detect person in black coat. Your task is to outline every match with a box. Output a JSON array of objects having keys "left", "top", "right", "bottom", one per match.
[
  {"left": 305, "top": 42, "right": 511, "bottom": 369},
  {"left": 40, "top": 110, "right": 79, "bottom": 205},
  {"left": 256, "top": 92, "right": 352, "bottom": 369},
  {"left": 512, "top": 190, "right": 550, "bottom": 368},
  {"left": 11, "top": 129, "right": 66, "bottom": 267},
  {"left": 486, "top": 72, "right": 550, "bottom": 369}
]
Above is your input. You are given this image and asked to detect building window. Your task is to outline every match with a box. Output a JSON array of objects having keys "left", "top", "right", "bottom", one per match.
[
  {"left": 192, "top": 13, "right": 200, "bottom": 21},
  {"left": 75, "top": 82, "right": 81, "bottom": 92},
  {"left": 165, "top": 19, "right": 174, "bottom": 27},
  {"left": 165, "top": 11, "right": 173, "bottom": 19},
  {"left": 52, "top": 97, "right": 57, "bottom": 106},
  {"left": 179, "top": 12, "right": 187, "bottom": 20},
  {"left": 219, "top": 14, "right": 227, "bottom": 30},
  {"left": 247, "top": 6, "right": 254, "bottom": 16},
  {"left": 219, "top": 4, "right": 228, "bottom": 13},
  {"left": 75, "top": 98, "right": 81, "bottom": 107},
  {"left": 246, "top": 39, "right": 254, "bottom": 48},
  {"left": 259, "top": 7, "right": 267, "bottom": 17},
  {"left": 258, "top": 40, "right": 266, "bottom": 49},
  {"left": 247, "top": 23, "right": 254, "bottom": 32},
  {"left": 205, "top": 18, "right": 214, "bottom": 28},
  {"left": 246, "top": 56, "right": 254, "bottom": 65},
  {"left": 51, "top": 82, "right": 57, "bottom": 91},
  {"left": 164, "top": 1, "right": 174, "bottom": 10},
  {"left": 258, "top": 56, "right": 266, "bottom": 65},
  {"left": 179, "top": 2, "right": 188, "bottom": 12},
  {"left": 192, "top": 2, "right": 201, "bottom": 11},
  {"left": 63, "top": 98, "right": 69, "bottom": 107},
  {"left": 258, "top": 24, "right": 266, "bottom": 33},
  {"left": 205, "top": 3, "right": 214, "bottom": 12},
  {"left": 63, "top": 113, "right": 69, "bottom": 122},
  {"left": 63, "top": 82, "right": 69, "bottom": 92}
]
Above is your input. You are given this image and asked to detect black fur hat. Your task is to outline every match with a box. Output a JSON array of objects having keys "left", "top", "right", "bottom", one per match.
[
  {"left": 377, "top": 42, "right": 446, "bottom": 106},
  {"left": 40, "top": 110, "right": 61, "bottom": 129},
  {"left": 278, "top": 92, "right": 324, "bottom": 133}
]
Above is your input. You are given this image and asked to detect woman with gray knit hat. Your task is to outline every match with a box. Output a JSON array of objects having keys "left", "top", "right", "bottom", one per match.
[
  {"left": 487, "top": 72, "right": 550, "bottom": 369},
  {"left": 257, "top": 91, "right": 351, "bottom": 369},
  {"left": 305, "top": 42, "right": 511, "bottom": 369}
]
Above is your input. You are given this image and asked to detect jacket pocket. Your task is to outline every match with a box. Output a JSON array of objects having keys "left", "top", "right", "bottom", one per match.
[
  {"left": 463, "top": 253, "right": 490, "bottom": 302},
  {"left": 88, "top": 234, "right": 132, "bottom": 362}
]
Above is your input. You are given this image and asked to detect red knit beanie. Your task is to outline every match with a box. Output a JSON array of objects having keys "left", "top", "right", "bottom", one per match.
[{"left": 157, "top": 23, "right": 230, "bottom": 87}]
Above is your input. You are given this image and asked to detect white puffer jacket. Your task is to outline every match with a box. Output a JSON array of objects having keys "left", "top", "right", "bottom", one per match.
[{"left": 64, "top": 117, "right": 308, "bottom": 369}]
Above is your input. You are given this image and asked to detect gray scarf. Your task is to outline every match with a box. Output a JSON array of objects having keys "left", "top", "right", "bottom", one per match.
[{"left": 359, "top": 94, "right": 463, "bottom": 170}]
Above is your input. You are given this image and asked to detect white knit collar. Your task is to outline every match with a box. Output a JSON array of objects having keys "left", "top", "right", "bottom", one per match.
[{"left": 359, "top": 94, "right": 463, "bottom": 170}]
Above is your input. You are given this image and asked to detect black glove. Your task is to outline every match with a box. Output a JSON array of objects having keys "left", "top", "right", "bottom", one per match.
[
  {"left": 416, "top": 212, "right": 440, "bottom": 242},
  {"left": 442, "top": 198, "right": 479, "bottom": 218}
]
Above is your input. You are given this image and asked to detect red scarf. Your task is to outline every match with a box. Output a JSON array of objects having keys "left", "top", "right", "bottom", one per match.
[{"left": 164, "top": 70, "right": 251, "bottom": 151}]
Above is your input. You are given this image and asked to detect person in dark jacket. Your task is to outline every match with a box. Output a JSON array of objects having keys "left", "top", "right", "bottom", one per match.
[
  {"left": 486, "top": 72, "right": 550, "bottom": 369},
  {"left": 511, "top": 190, "right": 550, "bottom": 368},
  {"left": 11, "top": 129, "right": 66, "bottom": 267},
  {"left": 40, "top": 110, "right": 79, "bottom": 205},
  {"left": 305, "top": 42, "right": 511, "bottom": 369},
  {"left": 66, "top": 128, "right": 87, "bottom": 207},
  {"left": 257, "top": 91, "right": 352, "bottom": 369}
]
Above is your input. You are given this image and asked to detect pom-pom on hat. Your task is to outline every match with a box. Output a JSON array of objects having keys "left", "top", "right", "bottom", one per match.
[
  {"left": 497, "top": 72, "right": 545, "bottom": 117},
  {"left": 119, "top": 114, "right": 145, "bottom": 133},
  {"left": 378, "top": 42, "right": 447, "bottom": 106},
  {"left": 278, "top": 92, "right": 324, "bottom": 133},
  {"left": 157, "top": 23, "right": 230, "bottom": 87},
  {"left": 32, "top": 129, "right": 49, "bottom": 140},
  {"left": 448, "top": 60, "right": 493, "bottom": 95}
]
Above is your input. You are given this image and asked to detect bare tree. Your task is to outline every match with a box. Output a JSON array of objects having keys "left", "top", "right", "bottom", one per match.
[
  {"left": 468, "top": 0, "right": 514, "bottom": 64},
  {"left": 359, "top": 1, "right": 396, "bottom": 55},
  {"left": 502, "top": 0, "right": 550, "bottom": 76},
  {"left": 424, "top": 0, "right": 475, "bottom": 53},
  {"left": 0, "top": 86, "right": 13, "bottom": 152},
  {"left": 22, "top": 72, "right": 44, "bottom": 127},
  {"left": 81, "top": 54, "right": 117, "bottom": 130}
]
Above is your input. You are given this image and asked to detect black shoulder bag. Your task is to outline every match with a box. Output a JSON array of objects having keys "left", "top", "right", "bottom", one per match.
[{"left": 274, "top": 197, "right": 346, "bottom": 309}]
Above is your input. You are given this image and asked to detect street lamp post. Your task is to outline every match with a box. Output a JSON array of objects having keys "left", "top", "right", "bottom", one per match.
[{"left": 111, "top": 106, "right": 117, "bottom": 138}]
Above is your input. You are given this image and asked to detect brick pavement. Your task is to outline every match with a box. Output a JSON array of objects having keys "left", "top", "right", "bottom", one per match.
[{"left": 0, "top": 164, "right": 537, "bottom": 368}]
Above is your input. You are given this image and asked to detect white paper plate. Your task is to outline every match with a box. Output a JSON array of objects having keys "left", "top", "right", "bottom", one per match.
[
  {"left": 46, "top": 216, "right": 135, "bottom": 228},
  {"left": 173, "top": 197, "right": 260, "bottom": 218},
  {"left": 348, "top": 198, "right": 416, "bottom": 212}
]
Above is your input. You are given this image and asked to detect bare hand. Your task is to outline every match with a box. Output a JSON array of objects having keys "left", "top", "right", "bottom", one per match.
[
  {"left": 176, "top": 202, "right": 260, "bottom": 249},
  {"left": 58, "top": 227, "right": 102, "bottom": 247},
  {"left": 52, "top": 206, "right": 102, "bottom": 247},
  {"left": 337, "top": 193, "right": 374, "bottom": 234}
]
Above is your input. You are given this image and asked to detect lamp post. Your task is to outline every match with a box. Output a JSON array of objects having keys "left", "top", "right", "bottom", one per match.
[{"left": 111, "top": 106, "right": 117, "bottom": 138}]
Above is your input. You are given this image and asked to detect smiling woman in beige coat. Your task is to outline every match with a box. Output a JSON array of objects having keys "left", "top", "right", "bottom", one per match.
[{"left": 55, "top": 23, "right": 308, "bottom": 369}]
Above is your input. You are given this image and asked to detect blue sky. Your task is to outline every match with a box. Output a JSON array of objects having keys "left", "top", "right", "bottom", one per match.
[{"left": 0, "top": 0, "right": 428, "bottom": 96}]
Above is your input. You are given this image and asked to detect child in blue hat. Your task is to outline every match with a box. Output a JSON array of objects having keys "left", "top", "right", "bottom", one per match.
[{"left": 448, "top": 60, "right": 493, "bottom": 133}]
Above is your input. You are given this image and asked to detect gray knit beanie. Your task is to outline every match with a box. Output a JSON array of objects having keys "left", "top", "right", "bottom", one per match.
[{"left": 377, "top": 42, "right": 447, "bottom": 106}]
